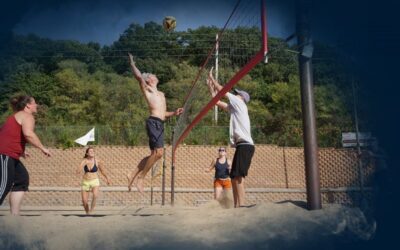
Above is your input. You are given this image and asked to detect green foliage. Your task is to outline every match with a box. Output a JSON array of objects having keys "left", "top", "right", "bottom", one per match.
[{"left": 0, "top": 22, "right": 359, "bottom": 148}]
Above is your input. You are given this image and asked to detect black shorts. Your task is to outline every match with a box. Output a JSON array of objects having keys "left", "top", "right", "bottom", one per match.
[
  {"left": 230, "top": 144, "right": 255, "bottom": 179},
  {"left": 0, "top": 154, "right": 30, "bottom": 205},
  {"left": 146, "top": 116, "right": 164, "bottom": 150}
]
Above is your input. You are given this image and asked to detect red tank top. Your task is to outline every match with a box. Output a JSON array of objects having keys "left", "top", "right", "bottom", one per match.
[{"left": 0, "top": 115, "right": 26, "bottom": 160}]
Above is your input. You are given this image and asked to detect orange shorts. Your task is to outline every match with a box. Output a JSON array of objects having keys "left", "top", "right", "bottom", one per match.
[{"left": 214, "top": 178, "right": 232, "bottom": 189}]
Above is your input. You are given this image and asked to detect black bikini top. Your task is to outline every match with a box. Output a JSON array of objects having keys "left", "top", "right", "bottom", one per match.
[{"left": 84, "top": 160, "right": 98, "bottom": 173}]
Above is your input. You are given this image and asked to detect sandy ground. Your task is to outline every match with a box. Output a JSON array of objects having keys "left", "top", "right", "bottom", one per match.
[{"left": 0, "top": 198, "right": 376, "bottom": 250}]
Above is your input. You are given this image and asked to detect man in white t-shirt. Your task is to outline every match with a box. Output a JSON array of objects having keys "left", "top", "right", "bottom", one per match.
[{"left": 206, "top": 68, "right": 255, "bottom": 208}]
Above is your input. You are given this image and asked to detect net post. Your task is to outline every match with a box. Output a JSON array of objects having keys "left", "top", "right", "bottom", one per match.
[
  {"left": 171, "top": 129, "right": 175, "bottom": 206},
  {"left": 214, "top": 33, "right": 219, "bottom": 125},
  {"left": 150, "top": 166, "right": 154, "bottom": 206},
  {"left": 162, "top": 145, "right": 166, "bottom": 206},
  {"left": 296, "top": 0, "right": 321, "bottom": 210},
  {"left": 261, "top": 0, "right": 268, "bottom": 63}
]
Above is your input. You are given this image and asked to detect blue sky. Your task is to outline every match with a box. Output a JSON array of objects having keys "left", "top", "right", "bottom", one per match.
[
  {"left": 7, "top": 0, "right": 372, "bottom": 50},
  {"left": 12, "top": 0, "right": 296, "bottom": 45}
]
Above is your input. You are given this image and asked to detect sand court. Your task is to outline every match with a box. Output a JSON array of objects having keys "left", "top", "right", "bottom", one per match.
[{"left": 0, "top": 201, "right": 375, "bottom": 250}]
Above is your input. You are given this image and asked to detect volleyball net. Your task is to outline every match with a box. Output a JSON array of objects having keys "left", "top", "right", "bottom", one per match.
[{"left": 172, "top": 0, "right": 268, "bottom": 161}]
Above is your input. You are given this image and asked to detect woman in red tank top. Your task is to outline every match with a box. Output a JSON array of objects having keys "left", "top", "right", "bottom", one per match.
[{"left": 0, "top": 95, "right": 51, "bottom": 215}]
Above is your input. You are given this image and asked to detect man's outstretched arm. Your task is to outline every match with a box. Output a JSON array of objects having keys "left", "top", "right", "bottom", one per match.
[
  {"left": 128, "top": 53, "right": 148, "bottom": 93},
  {"left": 206, "top": 78, "right": 217, "bottom": 97},
  {"left": 207, "top": 68, "right": 229, "bottom": 112},
  {"left": 165, "top": 108, "right": 184, "bottom": 118},
  {"left": 208, "top": 67, "right": 224, "bottom": 92}
]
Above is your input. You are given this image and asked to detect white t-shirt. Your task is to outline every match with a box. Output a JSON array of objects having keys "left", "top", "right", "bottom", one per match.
[{"left": 227, "top": 93, "right": 254, "bottom": 147}]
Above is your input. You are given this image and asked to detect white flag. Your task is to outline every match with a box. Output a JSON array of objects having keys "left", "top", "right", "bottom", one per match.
[{"left": 74, "top": 128, "right": 95, "bottom": 146}]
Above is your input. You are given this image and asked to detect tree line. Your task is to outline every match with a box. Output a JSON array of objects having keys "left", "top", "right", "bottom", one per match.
[{"left": 0, "top": 22, "right": 361, "bottom": 147}]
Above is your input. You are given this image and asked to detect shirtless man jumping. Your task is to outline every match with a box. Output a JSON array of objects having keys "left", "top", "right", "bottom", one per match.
[{"left": 127, "top": 53, "right": 183, "bottom": 193}]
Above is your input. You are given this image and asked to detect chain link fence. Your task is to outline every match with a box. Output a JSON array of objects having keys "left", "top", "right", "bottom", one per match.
[{"left": 36, "top": 123, "right": 355, "bottom": 148}]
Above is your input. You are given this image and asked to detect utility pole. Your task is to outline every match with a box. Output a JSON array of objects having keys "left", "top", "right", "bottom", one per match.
[{"left": 296, "top": 0, "right": 322, "bottom": 210}]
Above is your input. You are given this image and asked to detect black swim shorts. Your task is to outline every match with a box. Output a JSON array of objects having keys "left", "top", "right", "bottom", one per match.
[
  {"left": 146, "top": 116, "right": 164, "bottom": 150},
  {"left": 230, "top": 144, "right": 255, "bottom": 179}
]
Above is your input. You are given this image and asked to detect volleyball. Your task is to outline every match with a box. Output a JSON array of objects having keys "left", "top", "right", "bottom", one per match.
[{"left": 163, "top": 16, "right": 176, "bottom": 32}]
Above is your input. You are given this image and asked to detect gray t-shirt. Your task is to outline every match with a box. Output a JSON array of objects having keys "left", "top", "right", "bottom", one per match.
[{"left": 227, "top": 93, "right": 254, "bottom": 147}]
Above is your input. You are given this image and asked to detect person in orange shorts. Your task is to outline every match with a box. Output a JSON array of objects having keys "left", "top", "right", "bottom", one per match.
[{"left": 206, "top": 147, "right": 232, "bottom": 200}]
